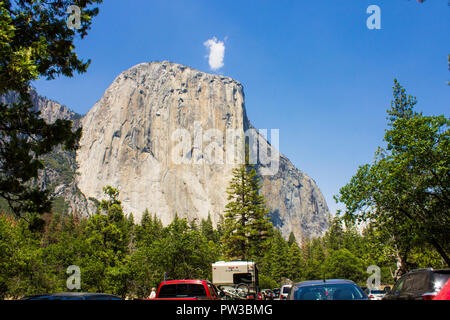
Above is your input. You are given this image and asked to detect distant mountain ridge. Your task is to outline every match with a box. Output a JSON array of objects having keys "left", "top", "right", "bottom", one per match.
[
  {"left": 0, "top": 88, "right": 82, "bottom": 124},
  {"left": 0, "top": 88, "right": 89, "bottom": 216}
]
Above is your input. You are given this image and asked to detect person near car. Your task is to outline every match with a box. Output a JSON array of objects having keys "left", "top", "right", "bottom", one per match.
[{"left": 149, "top": 288, "right": 156, "bottom": 299}]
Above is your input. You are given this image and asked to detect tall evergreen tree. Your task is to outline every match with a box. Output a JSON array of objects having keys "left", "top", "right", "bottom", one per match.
[
  {"left": 286, "top": 241, "right": 304, "bottom": 281},
  {"left": 201, "top": 213, "right": 219, "bottom": 243},
  {"left": 222, "top": 163, "right": 272, "bottom": 260},
  {"left": 262, "top": 229, "right": 290, "bottom": 283},
  {"left": 287, "top": 232, "right": 297, "bottom": 247}
]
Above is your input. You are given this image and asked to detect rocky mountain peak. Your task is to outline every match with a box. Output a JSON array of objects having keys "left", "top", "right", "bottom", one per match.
[
  {"left": 1, "top": 61, "right": 329, "bottom": 241},
  {"left": 76, "top": 61, "right": 329, "bottom": 240}
]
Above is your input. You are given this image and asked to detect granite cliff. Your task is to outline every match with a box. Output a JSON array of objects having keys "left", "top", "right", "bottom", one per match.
[
  {"left": 76, "top": 61, "right": 329, "bottom": 239},
  {"left": 1, "top": 62, "right": 329, "bottom": 240}
]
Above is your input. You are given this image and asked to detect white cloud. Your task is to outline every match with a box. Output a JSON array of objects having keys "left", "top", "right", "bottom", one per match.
[{"left": 203, "top": 37, "right": 225, "bottom": 71}]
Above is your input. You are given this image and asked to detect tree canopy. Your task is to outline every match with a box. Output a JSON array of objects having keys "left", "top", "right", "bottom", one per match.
[
  {"left": 221, "top": 163, "right": 273, "bottom": 261},
  {"left": 335, "top": 79, "right": 450, "bottom": 271},
  {"left": 0, "top": 0, "right": 102, "bottom": 217}
]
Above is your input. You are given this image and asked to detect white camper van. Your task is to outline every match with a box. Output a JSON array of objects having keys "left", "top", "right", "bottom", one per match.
[{"left": 212, "top": 261, "right": 259, "bottom": 296}]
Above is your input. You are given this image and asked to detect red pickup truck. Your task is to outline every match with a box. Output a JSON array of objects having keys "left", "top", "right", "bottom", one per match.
[{"left": 152, "top": 280, "right": 223, "bottom": 300}]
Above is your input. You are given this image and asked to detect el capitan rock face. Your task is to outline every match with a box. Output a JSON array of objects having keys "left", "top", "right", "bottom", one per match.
[{"left": 76, "top": 61, "right": 329, "bottom": 240}]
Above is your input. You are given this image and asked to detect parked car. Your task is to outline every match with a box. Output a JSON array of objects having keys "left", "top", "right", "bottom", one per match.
[
  {"left": 272, "top": 288, "right": 280, "bottom": 299},
  {"left": 151, "top": 279, "right": 223, "bottom": 300},
  {"left": 279, "top": 284, "right": 292, "bottom": 300},
  {"left": 261, "top": 289, "right": 274, "bottom": 300},
  {"left": 21, "top": 293, "right": 122, "bottom": 300},
  {"left": 383, "top": 268, "right": 450, "bottom": 300},
  {"left": 366, "top": 289, "right": 386, "bottom": 300},
  {"left": 288, "top": 279, "right": 368, "bottom": 300}
]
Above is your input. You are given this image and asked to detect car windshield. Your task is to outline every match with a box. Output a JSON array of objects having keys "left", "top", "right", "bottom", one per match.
[
  {"left": 282, "top": 286, "right": 291, "bottom": 293},
  {"left": 370, "top": 290, "right": 385, "bottom": 294},
  {"left": 158, "top": 283, "right": 207, "bottom": 298},
  {"left": 293, "top": 283, "right": 366, "bottom": 300}
]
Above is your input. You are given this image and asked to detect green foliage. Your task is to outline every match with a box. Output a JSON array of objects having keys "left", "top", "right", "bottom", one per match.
[
  {"left": 0, "top": 0, "right": 102, "bottom": 217},
  {"left": 222, "top": 163, "right": 273, "bottom": 260},
  {"left": 51, "top": 197, "right": 69, "bottom": 215},
  {"left": 200, "top": 213, "right": 221, "bottom": 243},
  {"left": 259, "top": 274, "right": 278, "bottom": 290},
  {"left": 321, "top": 249, "right": 366, "bottom": 283},
  {"left": 0, "top": 181, "right": 446, "bottom": 299},
  {"left": 335, "top": 79, "right": 450, "bottom": 271},
  {"left": 41, "top": 150, "right": 76, "bottom": 189},
  {"left": 150, "top": 215, "right": 218, "bottom": 281},
  {"left": 259, "top": 229, "right": 290, "bottom": 283}
]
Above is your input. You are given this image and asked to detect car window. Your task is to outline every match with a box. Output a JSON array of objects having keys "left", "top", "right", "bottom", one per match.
[
  {"left": 282, "top": 286, "right": 291, "bottom": 294},
  {"left": 233, "top": 273, "right": 252, "bottom": 285},
  {"left": 402, "top": 275, "right": 416, "bottom": 292},
  {"left": 370, "top": 290, "right": 385, "bottom": 294},
  {"left": 399, "top": 272, "right": 430, "bottom": 293},
  {"left": 292, "top": 284, "right": 365, "bottom": 300},
  {"left": 158, "top": 284, "right": 207, "bottom": 298},
  {"left": 410, "top": 272, "right": 429, "bottom": 292},
  {"left": 392, "top": 277, "right": 406, "bottom": 294},
  {"left": 207, "top": 283, "right": 217, "bottom": 298}
]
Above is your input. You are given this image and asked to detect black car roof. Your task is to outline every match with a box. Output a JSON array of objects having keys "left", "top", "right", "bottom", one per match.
[{"left": 407, "top": 268, "right": 450, "bottom": 275}]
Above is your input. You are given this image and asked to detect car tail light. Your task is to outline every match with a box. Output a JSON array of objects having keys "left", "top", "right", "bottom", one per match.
[
  {"left": 369, "top": 295, "right": 374, "bottom": 299},
  {"left": 423, "top": 293, "right": 436, "bottom": 300}
]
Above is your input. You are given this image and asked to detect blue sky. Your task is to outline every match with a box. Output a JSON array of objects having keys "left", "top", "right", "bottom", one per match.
[{"left": 33, "top": 0, "right": 450, "bottom": 215}]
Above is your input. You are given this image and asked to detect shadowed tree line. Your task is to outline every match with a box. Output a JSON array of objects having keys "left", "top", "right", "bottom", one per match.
[{"left": 0, "top": 179, "right": 447, "bottom": 299}]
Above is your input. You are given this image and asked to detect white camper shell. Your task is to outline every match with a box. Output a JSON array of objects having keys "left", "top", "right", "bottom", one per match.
[{"left": 212, "top": 261, "right": 259, "bottom": 294}]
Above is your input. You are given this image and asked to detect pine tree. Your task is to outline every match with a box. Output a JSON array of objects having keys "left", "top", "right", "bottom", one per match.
[
  {"left": 287, "top": 232, "right": 297, "bottom": 246},
  {"left": 201, "top": 213, "right": 219, "bottom": 242},
  {"left": 222, "top": 163, "right": 272, "bottom": 261},
  {"left": 287, "top": 241, "right": 304, "bottom": 281},
  {"left": 262, "top": 229, "right": 290, "bottom": 283}
]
